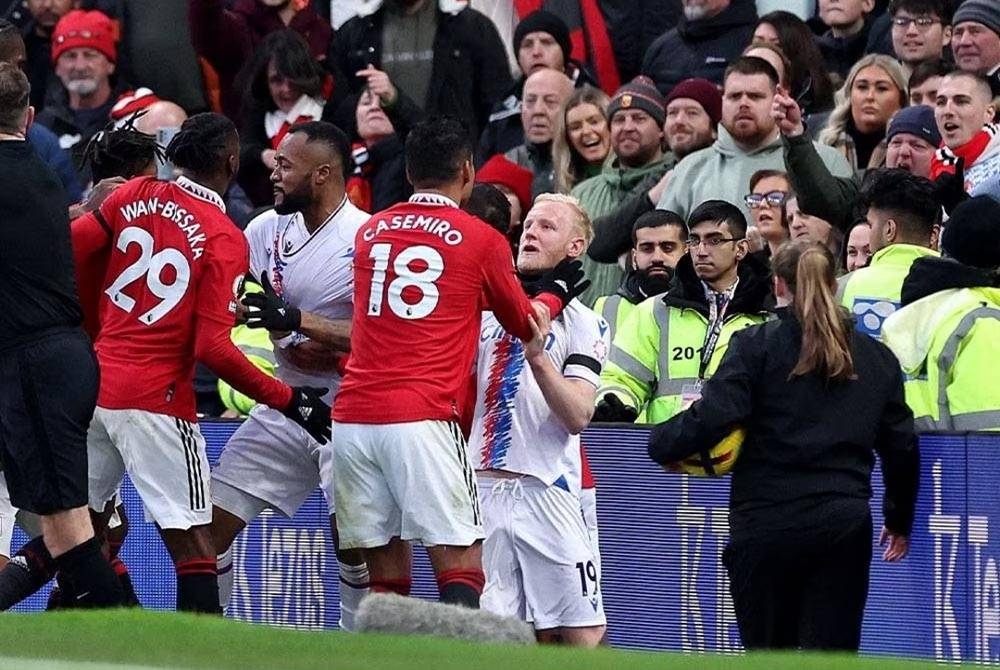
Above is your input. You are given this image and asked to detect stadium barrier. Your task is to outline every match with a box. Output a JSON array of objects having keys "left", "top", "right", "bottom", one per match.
[{"left": 13, "top": 423, "right": 1000, "bottom": 663}]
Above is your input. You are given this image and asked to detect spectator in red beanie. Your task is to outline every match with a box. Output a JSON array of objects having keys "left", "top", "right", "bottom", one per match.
[
  {"left": 36, "top": 9, "right": 128, "bottom": 184},
  {"left": 476, "top": 153, "right": 534, "bottom": 233}
]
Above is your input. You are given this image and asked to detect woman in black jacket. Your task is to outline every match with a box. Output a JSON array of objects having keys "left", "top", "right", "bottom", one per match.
[{"left": 648, "top": 240, "right": 919, "bottom": 652}]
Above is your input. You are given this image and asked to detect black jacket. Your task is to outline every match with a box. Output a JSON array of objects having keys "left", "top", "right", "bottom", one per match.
[
  {"left": 331, "top": 5, "right": 512, "bottom": 141},
  {"left": 615, "top": 268, "right": 674, "bottom": 305},
  {"left": 586, "top": 169, "right": 663, "bottom": 264},
  {"left": 901, "top": 256, "right": 999, "bottom": 307},
  {"left": 599, "top": 0, "right": 681, "bottom": 82},
  {"left": 476, "top": 62, "right": 597, "bottom": 164},
  {"left": 816, "top": 19, "right": 873, "bottom": 82},
  {"left": 641, "top": 0, "right": 757, "bottom": 95},
  {"left": 649, "top": 309, "right": 919, "bottom": 541},
  {"left": 663, "top": 252, "right": 773, "bottom": 318}
]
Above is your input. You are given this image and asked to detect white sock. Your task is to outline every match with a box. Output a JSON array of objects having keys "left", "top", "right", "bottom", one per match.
[
  {"left": 338, "top": 562, "right": 370, "bottom": 632},
  {"left": 217, "top": 547, "right": 233, "bottom": 611}
]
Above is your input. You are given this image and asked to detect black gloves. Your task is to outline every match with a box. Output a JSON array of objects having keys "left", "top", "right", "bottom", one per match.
[
  {"left": 934, "top": 157, "right": 969, "bottom": 216},
  {"left": 283, "top": 386, "right": 332, "bottom": 444},
  {"left": 243, "top": 272, "right": 301, "bottom": 331},
  {"left": 522, "top": 258, "right": 591, "bottom": 310},
  {"left": 592, "top": 393, "right": 639, "bottom": 423}
]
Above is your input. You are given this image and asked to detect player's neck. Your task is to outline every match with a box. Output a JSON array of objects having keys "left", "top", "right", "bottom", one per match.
[
  {"left": 415, "top": 185, "right": 463, "bottom": 206},
  {"left": 302, "top": 193, "right": 343, "bottom": 234}
]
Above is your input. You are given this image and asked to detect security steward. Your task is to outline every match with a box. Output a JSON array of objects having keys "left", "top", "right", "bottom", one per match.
[
  {"left": 883, "top": 195, "right": 1000, "bottom": 432},
  {"left": 594, "top": 200, "right": 770, "bottom": 424}
]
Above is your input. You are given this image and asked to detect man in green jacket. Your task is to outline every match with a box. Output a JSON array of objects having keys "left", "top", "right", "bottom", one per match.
[
  {"left": 838, "top": 169, "right": 941, "bottom": 340},
  {"left": 657, "top": 56, "right": 852, "bottom": 223},
  {"left": 572, "top": 75, "right": 674, "bottom": 305},
  {"left": 594, "top": 200, "right": 771, "bottom": 424}
]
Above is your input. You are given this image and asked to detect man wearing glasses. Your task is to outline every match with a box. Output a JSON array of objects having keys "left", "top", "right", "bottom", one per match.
[
  {"left": 596, "top": 200, "right": 771, "bottom": 424},
  {"left": 888, "top": 0, "right": 953, "bottom": 78}
]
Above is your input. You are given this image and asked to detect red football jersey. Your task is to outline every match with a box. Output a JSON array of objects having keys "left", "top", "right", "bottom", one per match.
[
  {"left": 72, "top": 176, "right": 291, "bottom": 421},
  {"left": 334, "top": 193, "right": 539, "bottom": 424}
]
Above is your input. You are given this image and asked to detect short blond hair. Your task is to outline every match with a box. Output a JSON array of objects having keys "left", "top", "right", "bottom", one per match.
[{"left": 532, "top": 193, "right": 594, "bottom": 244}]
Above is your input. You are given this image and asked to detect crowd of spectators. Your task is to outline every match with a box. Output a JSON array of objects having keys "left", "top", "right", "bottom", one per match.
[{"left": 0, "top": 0, "right": 997, "bottom": 426}]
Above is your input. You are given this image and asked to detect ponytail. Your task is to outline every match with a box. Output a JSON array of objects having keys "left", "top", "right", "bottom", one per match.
[{"left": 773, "top": 240, "right": 856, "bottom": 382}]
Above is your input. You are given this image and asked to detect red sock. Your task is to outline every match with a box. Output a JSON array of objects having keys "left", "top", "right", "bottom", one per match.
[
  {"left": 370, "top": 577, "right": 412, "bottom": 596},
  {"left": 435, "top": 568, "right": 485, "bottom": 595}
]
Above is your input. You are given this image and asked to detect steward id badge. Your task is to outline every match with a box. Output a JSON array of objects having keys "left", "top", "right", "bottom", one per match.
[{"left": 680, "top": 381, "right": 703, "bottom": 410}]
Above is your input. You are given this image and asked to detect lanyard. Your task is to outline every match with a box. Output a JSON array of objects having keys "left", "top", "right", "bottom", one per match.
[{"left": 698, "top": 289, "right": 734, "bottom": 379}]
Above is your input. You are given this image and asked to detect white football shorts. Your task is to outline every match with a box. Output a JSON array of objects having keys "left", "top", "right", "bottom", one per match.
[
  {"left": 212, "top": 405, "right": 335, "bottom": 521},
  {"left": 332, "top": 420, "right": 482, "bottom": 550},
  {"left": 88, "top": 407, "right": 210, "bottom": 530},
  {"left": 479, "top": 474, "right": 606, "bottom": 631},
  {"left": 579, "top": 486, "right": 602, "bottom": 580}
]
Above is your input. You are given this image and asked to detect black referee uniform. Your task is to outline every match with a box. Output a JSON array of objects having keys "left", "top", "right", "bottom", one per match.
[
  {"left": 0, "top": 138, "right": 97, "bottom": 515},
  {"left": 649, "top": 309, "right": 919, "bottom": 651}
]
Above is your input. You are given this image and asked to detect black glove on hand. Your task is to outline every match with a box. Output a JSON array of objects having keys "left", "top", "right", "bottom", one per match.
[
  {"left": 283, "top": 386, "right": 332, "bottom": 444},
  {"left": 243, "top": 271, "right": 301, "bottom": 331},
  {"left": 523, "top": 258, "right": 591, "bottom": 309},
  {"left": 935, "top": 157, "right": 969, "bottom": 216},
  {"left": 592, "top": 393, "right": 639, "bottom": 423}
]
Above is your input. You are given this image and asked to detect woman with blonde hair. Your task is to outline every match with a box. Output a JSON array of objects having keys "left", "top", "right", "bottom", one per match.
[
  {"left": 649, "top": 239, "right": 919, "bottom": 651},
  {"left": 552, "top": 85, "right": 611, "bottom": 193},
  {"left": 816, "top": 54, "right": 908, "bottom": 173}
]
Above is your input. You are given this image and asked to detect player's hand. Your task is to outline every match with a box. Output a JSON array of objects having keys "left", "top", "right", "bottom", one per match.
[
  {"left": 879, "top": 526, "right": 910, "bottom": 562},
  {"left": 772, "top": 85, "right": 805, "bottom": 138},
  {"left": 283, "top": 386, "right": 332, "bottom": 444},
  {"left": 592, "top": 394, "right": 639, "bottom": 423},
  {"left": 524, "top": 258, "right": 591, "bottom": 309},
  {"left": 934, "top": 157, "right": 969, "bottom": 215},
  {"left": 356, "top": 64, "right": 398, "bottom": 107},
  {"left": 81, "top": 176, "right": 127, "bottom": 213},
  {"left": 284, "top": 340, "right": 344, "bottom": 373},
  {"left": 243, "top": 272, "right": 302, "bottom": 332},
  {"left": 523, "top": 311, "right": 551, "bottom": 363}
]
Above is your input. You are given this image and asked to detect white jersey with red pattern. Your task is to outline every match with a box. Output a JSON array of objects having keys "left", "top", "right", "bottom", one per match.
[{"left": 470, "top": 300, "right": 609, "bottom": 493}]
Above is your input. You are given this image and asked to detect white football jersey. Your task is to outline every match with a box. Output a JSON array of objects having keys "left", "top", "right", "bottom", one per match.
[
  {"left": 470, "top": 300, "right": 610, "bottom": 493},
  {"left": 244, "top": 197, "right": 369, "bottom": 400}
]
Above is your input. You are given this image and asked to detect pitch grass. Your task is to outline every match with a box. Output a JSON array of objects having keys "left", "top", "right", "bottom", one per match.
[{"left": 0, "top": 610, "right": 967, "bottom": 670}]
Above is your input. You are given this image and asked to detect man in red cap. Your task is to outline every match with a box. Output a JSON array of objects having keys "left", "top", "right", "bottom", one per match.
[{"left": 36, "top": 9, "right": 125, "bottom": 182}]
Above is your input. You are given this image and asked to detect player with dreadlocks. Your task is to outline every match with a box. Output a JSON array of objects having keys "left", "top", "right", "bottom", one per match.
[{"left": 52, "top": 112, "right": 334, "bottom": 613}]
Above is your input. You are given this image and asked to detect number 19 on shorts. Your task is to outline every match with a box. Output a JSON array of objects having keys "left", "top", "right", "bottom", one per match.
[{"left": 367, "top": 243, "right": 444, "bottom": 320}]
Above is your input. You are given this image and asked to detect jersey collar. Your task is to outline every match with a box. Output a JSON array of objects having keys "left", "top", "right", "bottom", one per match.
[
  {"left": 408, "top": 192, "right": 459, "bottom": 208},
  {"left": 177, "top": 176, "right": 227, "bottom": 214}
]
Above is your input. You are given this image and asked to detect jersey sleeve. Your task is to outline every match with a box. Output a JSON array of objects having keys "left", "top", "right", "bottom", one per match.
[
  {"left": 243, "top": 212, "right": 270, "bottom": 280},
  {"left": 479, "top": 233, "right": 535, "bottom": 342},
  {"left": 193, "top": 229, "right": 293, "bottom": 410},
  {"left": 562, "top": 311, "right": 610, "bottom": 388}
]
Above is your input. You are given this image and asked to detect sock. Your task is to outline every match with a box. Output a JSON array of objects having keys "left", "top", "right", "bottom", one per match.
[
  {"left": 111, "top": 559, "right": 140, "bottom": 607},
  {"left": 436, "top": 568, "right": 484, "bottom": 609},
  {"left": 53, "top": 537, "right": 125, "bottom": 608},
  {"left": 0, "top": 537, "right": 55, "bottom": 609},
  {"left": 216, "top": 548, "right": 233, "bottom": 611},
  {"left": 369, "top": 577, "right": 411, "bottom": 597},
  {"left": 46, "top": 571, "right": 76, "bottom": 610},
  {"left": 175, "top": 557, "right": 220, "bottom": 614},
  {"left": 338, "top": 562, "right": 370, "bottom": 632}
]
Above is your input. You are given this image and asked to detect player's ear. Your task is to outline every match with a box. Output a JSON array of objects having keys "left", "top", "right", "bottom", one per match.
[{"left": 314, "top": 162, "right": 331, "bottom": 185}]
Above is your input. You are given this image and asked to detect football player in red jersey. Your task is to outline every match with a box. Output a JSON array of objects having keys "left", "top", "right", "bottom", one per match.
[
  {"left": 328, "top": 116, "right": 589, "bottom": 608},
  {"left": 66, "top": 113, "right": 333, "bottom": 613}
]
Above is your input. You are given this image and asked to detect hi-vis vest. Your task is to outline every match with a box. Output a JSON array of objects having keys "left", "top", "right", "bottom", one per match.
[
  {"left": 593, "top": 294, "right": 637, "bottom": 344},
  {"left": 218, "top": 323, "right": 277, "bottom": 416},
  {"left": 837, "top": 244, "right": 938, "bottom": 339},
  {"left": 598, "top": 297, "right": 767, "bottom": 424},
  {"left": 883, "top": 286, "right": 1000, "bottom": 432}
]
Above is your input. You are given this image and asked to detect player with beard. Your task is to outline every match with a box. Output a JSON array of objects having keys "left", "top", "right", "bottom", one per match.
[
  {"left": 208, "top": 121, "right": 372, "bottom": 629},
  {"left": 658, "top": 56, "right": 852, "bottom": 222},
  {"left": 64, "top": 113, "right": 333, "bottom": 614}
]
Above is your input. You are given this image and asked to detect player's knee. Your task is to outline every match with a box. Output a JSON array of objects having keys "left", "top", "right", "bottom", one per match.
[{"left": 208, "top": 506, "right": 246, "bottom": 554}]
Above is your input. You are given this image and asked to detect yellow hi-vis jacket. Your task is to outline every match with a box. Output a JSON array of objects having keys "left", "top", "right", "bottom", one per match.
[
  {"left": 882, "top": 286, "right": 1000, "bottom": 432},
  {"left": 837, "top": 244, "right": 938, "bottom": 339},
  {"left": 593, "top": 293, "right": 637, "bottom": 345},
  {"left": 597, "top": 257, "right": 771, "bottom": 424}
]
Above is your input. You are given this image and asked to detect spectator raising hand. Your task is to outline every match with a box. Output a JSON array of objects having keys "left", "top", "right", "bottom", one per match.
[
  {"left": 355, "top": 65, "right": 398, "bottom": 107},
  {"left": 771, "top": 84, "right": 805, "bottom": 138}
]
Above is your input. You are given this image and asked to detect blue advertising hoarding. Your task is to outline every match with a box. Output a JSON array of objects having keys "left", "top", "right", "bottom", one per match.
[{"left": 13, "top": 423, "right": 1000, "bottom": 662}]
